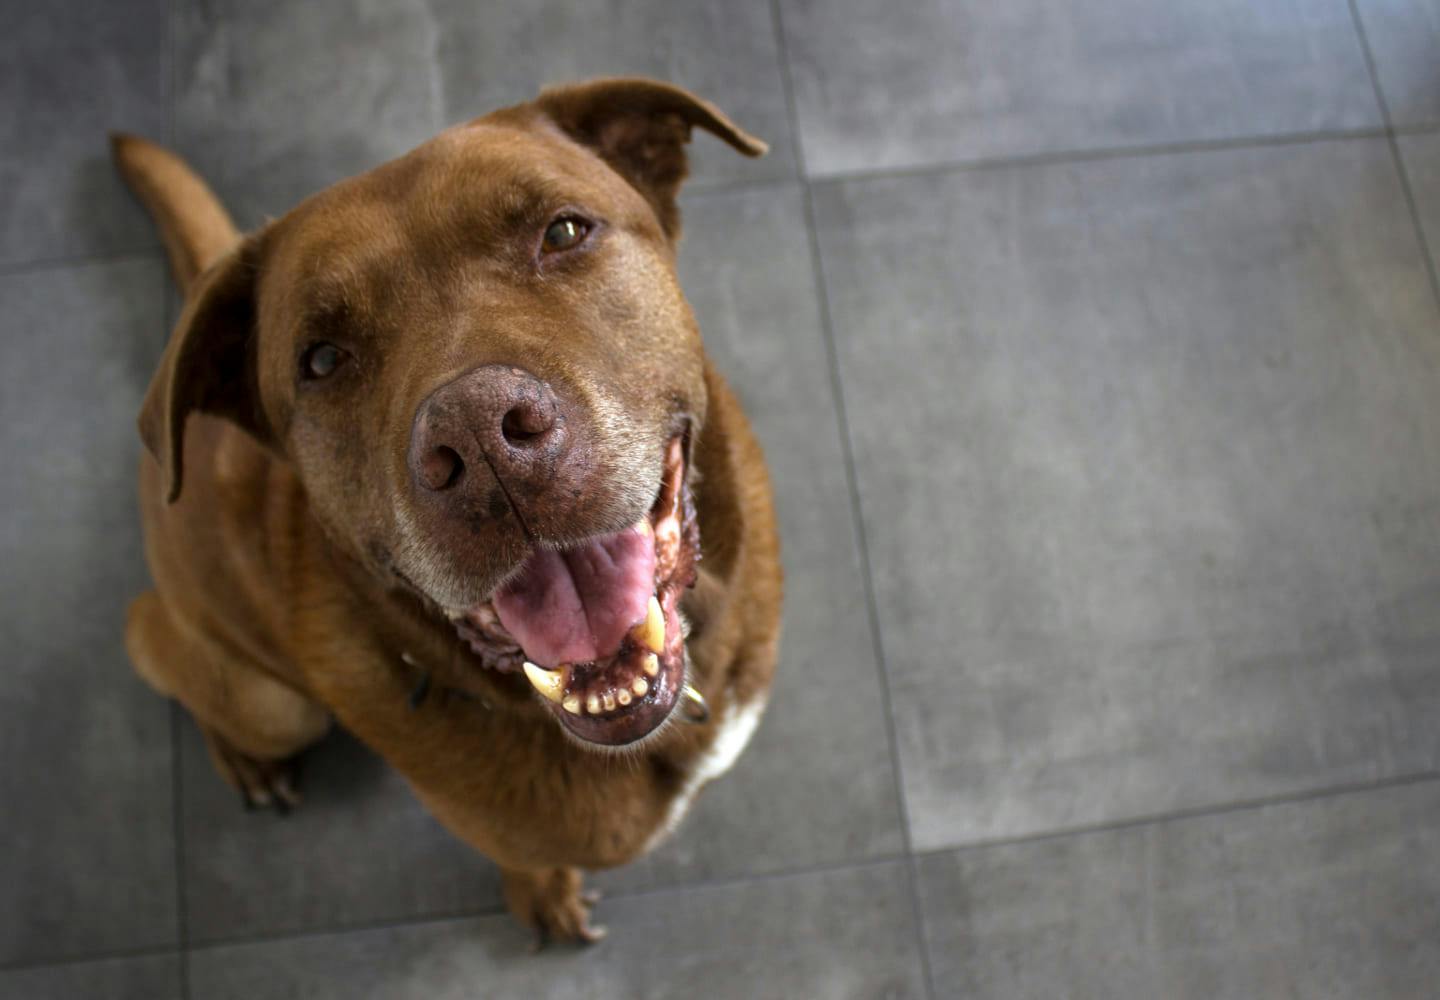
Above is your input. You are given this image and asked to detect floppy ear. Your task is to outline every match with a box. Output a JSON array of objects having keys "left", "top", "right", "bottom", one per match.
[
  {"left": 139, "top": 236, "right": 271, "bottom": 503},
  {"left": 534, "top": 78, "right": 767, "bottom": 240}
]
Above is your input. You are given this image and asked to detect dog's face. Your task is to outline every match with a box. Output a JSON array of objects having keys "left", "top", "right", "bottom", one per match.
[
  {"left": 140, "top": 80, "right": 764, "bottom": 747},
  {"left": 267, "top": 114, "right": 704, "bottom": 605}
]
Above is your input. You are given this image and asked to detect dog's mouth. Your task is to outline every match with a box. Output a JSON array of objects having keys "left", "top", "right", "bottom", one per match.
[{"left": 448, "top": 434, "right": 698, "bottom": 747}]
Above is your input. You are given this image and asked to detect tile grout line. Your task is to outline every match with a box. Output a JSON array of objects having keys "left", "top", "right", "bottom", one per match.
[
  {"left": 909, "top": 768, "right": 1440, "bottom": 861},
  {"left": 163, "top": 1, "right": 191, "bottom": 997},
  {"left": 10, "top": 123, "right": 1440, "bottom": 280},
  {"left": 688, "top": 126, "right": 1405, "bottom": 199},
  {"left": 1346, "top": 0, "right": 1440, "bottom": 314},
  {"left": 685, "top": 171, "right": 821, "bottom": 199},
  {"left": 173, "top": 762, "right": 1440, "bottom": 955},
  {"left": 802, "top": 121, "right": 950, "bottom": 1000},
  {"left": 9, "top": 770, "right": 1436, "bottom": 973},
  {"left": 765, "top": 4, "right": 937, "bottom": 999},
  {"left": 0, "top": 943, "right": 182, "bottom": 977},
  {"left": 164, "top": 0, "right": 175, "bottom": 150},
  {"left": 1393, "top": 121, "right": 1440, "bottom": 137},
  {"left": 792, "top": 125, "right": 1403, "bottom": 188},
  {"left": 177, "top": 854, "right": 918, "bottom": 957},
  {"left": 0, "top": 248, "right": 165, "bottom": 280},
  {"left": 169, "top": 704, "right": 191, "bottom": 1000}
]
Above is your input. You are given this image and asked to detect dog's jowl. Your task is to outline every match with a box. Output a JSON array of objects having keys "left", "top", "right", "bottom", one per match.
[{"left": 114, "top": 78, "right": 782, "bottom": 943}]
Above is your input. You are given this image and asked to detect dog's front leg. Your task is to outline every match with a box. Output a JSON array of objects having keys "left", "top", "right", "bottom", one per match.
[{"left": 501, "top": 864, "right": 606, "bottom": 947}]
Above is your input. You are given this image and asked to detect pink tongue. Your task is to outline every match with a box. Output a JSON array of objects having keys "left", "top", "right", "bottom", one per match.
[{"left": 491, "top": 525, "right": 656, "bottom": 668}]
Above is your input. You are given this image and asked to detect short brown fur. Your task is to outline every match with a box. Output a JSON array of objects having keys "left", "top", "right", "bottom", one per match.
[{"left": 114, "top": 79, "right": 781, "bottom": 942}]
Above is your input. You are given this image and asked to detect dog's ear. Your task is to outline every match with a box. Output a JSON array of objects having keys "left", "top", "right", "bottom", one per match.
[
  {"left": 535, "top": 78, "right": 767, "bottom": 240},
  {"left": 139, "top": 236, "right": 271, "bottom": 503}
]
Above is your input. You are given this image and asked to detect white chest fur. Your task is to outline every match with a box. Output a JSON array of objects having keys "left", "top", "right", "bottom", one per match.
[{"left": 647, "top": 691, "right": 767, "bottom": 852}]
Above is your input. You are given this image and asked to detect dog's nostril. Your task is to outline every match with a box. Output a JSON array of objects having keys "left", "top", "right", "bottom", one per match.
[
  {"left": 501, "top": 404, "right": 552, "bottom": 445},
  {"left": 418, "top": 446, "right": 464, "bottom": 491}
]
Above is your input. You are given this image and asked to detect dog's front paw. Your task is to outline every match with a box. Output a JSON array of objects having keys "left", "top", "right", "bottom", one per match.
[
  {"left": 502, "top": 865, "right": 607, "bottom": 947},
  {"left": 200, "top": 725, "right": 303, "bottom": 814}
]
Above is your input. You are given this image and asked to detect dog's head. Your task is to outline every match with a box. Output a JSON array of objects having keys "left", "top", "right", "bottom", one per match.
[{"left": 139, "top": 79, "right": 764, "bottom": 747}]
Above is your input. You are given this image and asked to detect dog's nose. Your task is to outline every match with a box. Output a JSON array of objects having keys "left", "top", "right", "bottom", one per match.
[{"left": 408, "top": 365, "right": 566, "bottom": 495}]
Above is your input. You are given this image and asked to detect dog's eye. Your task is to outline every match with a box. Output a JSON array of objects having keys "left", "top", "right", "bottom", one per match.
[
  {"left": 301, "top": 342, "right": 347, "bottom": 380},
  {"left": 542, "top": 217, "right": 590, "bottom": 254}
]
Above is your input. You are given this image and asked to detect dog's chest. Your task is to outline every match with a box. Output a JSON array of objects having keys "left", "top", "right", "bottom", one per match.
[{"left": 647, "top": 690, "right": 767, "bottom": 852}]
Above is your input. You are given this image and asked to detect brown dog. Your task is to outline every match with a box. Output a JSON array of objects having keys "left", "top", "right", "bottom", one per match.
[{"left": 112, "top": 78, "right": 782, "bottom": 942}]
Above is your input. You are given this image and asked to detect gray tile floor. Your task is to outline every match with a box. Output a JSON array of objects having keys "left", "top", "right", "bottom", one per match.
[{"left": 2, "top": 1, "right": 1439, "bottom": 998}]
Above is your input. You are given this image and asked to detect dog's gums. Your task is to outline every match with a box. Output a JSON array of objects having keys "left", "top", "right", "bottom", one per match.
[{"left": 448, "top": 435, "right": 698, "bottom": 746}]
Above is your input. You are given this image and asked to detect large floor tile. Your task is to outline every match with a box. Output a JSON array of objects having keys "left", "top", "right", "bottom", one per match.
[
  {"left": 0, "top": 259, "right": 176, "bottom": 964},
  {"left": 781, "top": 0, "right": 1380, "bottom": 176},
  {"left": 190, "top": 861, "right": 926, "bottom": 999},
  {"left": 0, "top": 953, "right": 182, "bottom": 1000},
  {"left": 0, "top": 0, "right": 167, "bottom": 268},
  {"left": 181, "top": 722, "right": 503, "bottom": 944},
  {"left": 917, "top": 779, "right": 1440, "bottom": 999},
  {"left": 1356, "top": 0, "right": 1440, "bottom": 126},
  {"left": 173, "top": 0, "right": 790, "bottom": 233},
  {"left": 1399, "top": 131, "right": 1440, "bottom": 252},
  {"left": 172, "top": 0, "right": 442, "bottom": 232},
  {"left": 815, "top": 138, "right": 1440, "bottom": 851},
  {"left": 600, "top": 184, "right": 905, "bottom": 893}
]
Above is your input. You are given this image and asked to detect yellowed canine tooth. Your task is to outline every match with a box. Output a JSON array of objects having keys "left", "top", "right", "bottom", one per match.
[
  {"left": 682, "top": 683, "right": 707, "bottom": 712},
  {"left": 562, "top": 695, "right": 582, "bottom": 715},
  {"left": 631, "top": 596, "right": 665, "bottom": 655},
  {"left": 631, "top": 676, "right": 648, "bottom": 697},
  {"left": 643, "top": 652, "right": 660, "bottom": 677},
  {"left": 681, "top": 682, "right": 710, "bottom": 723},
  {"left": 522, "top": 662, "right": 566, "bottom": 704},
  {"left": 586, "top": 693, "right": 601, "bottom": 715}
]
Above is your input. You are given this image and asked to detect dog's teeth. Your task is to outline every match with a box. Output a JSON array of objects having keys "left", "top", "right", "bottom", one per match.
[
  {"left": 617, "top": 689, "right": 632, "bottom": 706},
  {"left": 630, "top": 595, "right": 666, "bottom": 655},
  {"left": 632, "top": 677, "right": 648, "bottom": 697},
  {"left": 562, "top": 694, "right": 582, "bottom": 715},
  {"left": 643, "top": 652, "right": 660, "bottom": 677},
  {"left": 602, "top": 691, "right": 617, "bottom": 712},
  {"left": 682, "top": 683, "right": 710, "bottom": 722},
  {"left": 586, "top": 694, "right": 601, "bottom": 715},
  {"left": 655, "top": 516, "right": 681, "bottom": 573},
  {"left": 682, "top": 685, "right": 711, "bottom": 717},
  {"left": 522, "top": 662, "right": 566, "bottom": 703}
]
